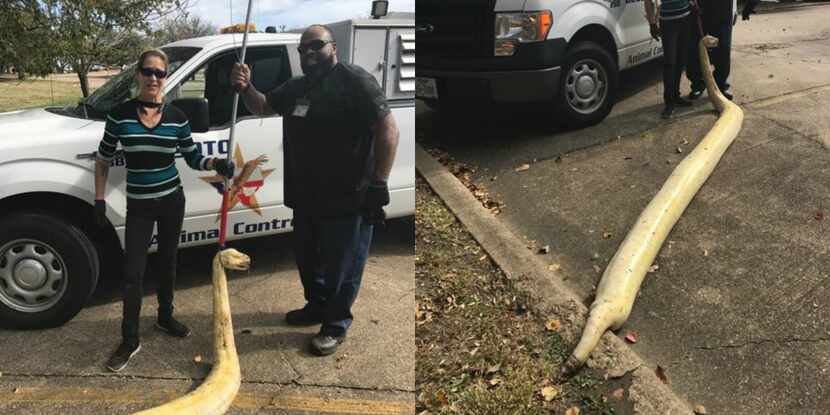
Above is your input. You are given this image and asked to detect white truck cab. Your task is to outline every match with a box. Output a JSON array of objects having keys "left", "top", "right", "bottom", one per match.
[
  {"left": 0, "top": 16, "right": 415, "bottom": 329},
  {"left": 417, "top": 0, "right": 666, "bottom": 127}
]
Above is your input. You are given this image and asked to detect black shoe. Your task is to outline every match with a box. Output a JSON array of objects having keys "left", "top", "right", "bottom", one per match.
[
  {"left": 661, "top": 105, "right": 674, "bottom": 119},
  {"left": 310, "top": 333, "right": 346, "bottom": 356},
  {"left": 721, "top": 90, "right": 733, "bottom": 101},
  {"left": 688, "top": 88, "right": 704, "bottom": 100},
  {"left": 674, "top": 97, "right": 694, "bottom": 107},
  {"left": 106, "top": 340, "right": 141, "bottom": 372},
  {"left": 286, "top": 307, "right": 322, "bottom": 326},
  {"left": 155, "top": 317, "right": 192, "bottom": 338}
]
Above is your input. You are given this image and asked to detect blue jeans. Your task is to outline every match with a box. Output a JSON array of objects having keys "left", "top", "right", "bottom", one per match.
[{"left": 292, "top": 210, "right": 373, "bottom": 337}]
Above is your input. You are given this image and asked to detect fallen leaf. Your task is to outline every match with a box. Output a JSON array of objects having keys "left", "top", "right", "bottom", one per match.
[
  {"left": 417, "top": 411, "right": 432, "bottom": 415},
  {"left": 565, "top": 407, "right": 581, "bottom": 415},
  {"left": 591, "top": 252, "right": 600, "bottom": 260},
  {"left": 469, "top": 347, "right": 479, "bottom": 356},
  {"left": 240, "top": 328, "right": 252, "bottom": 335},
  {"left": 611, "top": 388, "right": 625, "bottom": 400},
  {"left": 655, "top": 365, "right": 669, "bottom": 384},
  {"left": 435, "top": 390, "right": 449, "bottom": 406},
  {"left": 548, "top": 263, "right": 561, "bottom": 272},
  {"left": 602, "top": 232, "right": 613, "bottom": 239},
  {"left": 625, "top": 331, "right": 638, "bottom": 343},
  {"left": 703, "top": 249, "right": 709, "bottom": 257},
  {"left": 193, "top": 355, "right": 203, "bottom": 363},
  {"left": 545, "top": 319, "right": 562, "bottom": 332},
  {"left": 486, "top": 363, "right": 502, "bottom": 375},
  {"left": 666, "top": 159, "right": 672, "bottom": 165},
  {"left": 479, "top": 255, "right": 487, "bottom": 261},
  {"left": 681, "top": 139, "right": 689, "bottom": 145},
  {"left": 676, "top": 147, "right": 683, "bottom": 154},
  {"left": 540, "top": 386, "right": 558, "bottom": 401},
  {"left": 624, "top": 156, "right": 633, "bottom": 160},
  {"left": 515, "top": 163, "right": 530, "bottom": 172},
  {"left": 555, "top": 155, "right": 563, "bottom": 163},
  {"left": 490, "top": 176, "right": 498, "bottom": 181},
  {"left": 815, "top": 211, "right": 824, "bottom": 221},
  {"left": 694, "top": 404, "right": 708, "bottom": 415},
  {"left": 648, "top": 264, "right": 659, "bottom": 273},
  {"left": 489, "top": 378, "right": 503, "bottom": 387},
  {"left": 538, "top": 245, "right": 550, "bottom": 254},
  {"left": 592, "top": 265, "right": 602, "bottom": 274}
]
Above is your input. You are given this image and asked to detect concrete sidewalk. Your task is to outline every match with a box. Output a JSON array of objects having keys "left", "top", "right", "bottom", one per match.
[{"left": 0, "top": 219, "right": 415, "bottom": 414}]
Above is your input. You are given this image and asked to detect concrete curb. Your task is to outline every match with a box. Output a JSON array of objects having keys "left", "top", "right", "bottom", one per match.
[{"left": 416, "top": 144, "right": 694, "bottom": 414}]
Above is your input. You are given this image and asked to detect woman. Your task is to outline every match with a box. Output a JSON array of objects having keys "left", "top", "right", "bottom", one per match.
[{"left": 94, "top": 49, "right": 234, "bottom": 372}]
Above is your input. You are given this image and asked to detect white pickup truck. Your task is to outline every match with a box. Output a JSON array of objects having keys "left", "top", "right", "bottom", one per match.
[{"left": 0, "top": 16, "right": 415, "bottom": 329}]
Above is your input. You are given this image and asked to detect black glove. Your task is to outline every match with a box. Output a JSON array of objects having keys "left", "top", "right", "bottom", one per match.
[
  {"left": 213, "top": 158, "right": 235, "bottom": 179},
  {"left": 742, "top": 0, "right": 758, "bottom": 20},
  {"left": 649, "top": 23, "right": 661, "bottom": 41},
  {"left": 94, "top": 199, "right": 107, "bottom": 227},
  {"left": 364, "top": 181, "right": 390, "bottom": 225}
]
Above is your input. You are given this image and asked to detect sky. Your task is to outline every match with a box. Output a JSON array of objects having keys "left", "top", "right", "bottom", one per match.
[{"left": 186, "top": 0, "right": 415, "bottom": 32}]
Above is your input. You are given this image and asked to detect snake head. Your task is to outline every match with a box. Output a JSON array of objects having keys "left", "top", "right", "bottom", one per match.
[
  {"left": 219, "top": 248, "right": 251, "bottom": 271},
  {"left": 702, "top": 35, "right": 719, "bottom": 49}
]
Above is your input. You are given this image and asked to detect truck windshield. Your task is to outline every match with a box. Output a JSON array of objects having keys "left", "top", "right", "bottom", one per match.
[{"left": 76, "top": 46, "right": 201, "bottom": 119}]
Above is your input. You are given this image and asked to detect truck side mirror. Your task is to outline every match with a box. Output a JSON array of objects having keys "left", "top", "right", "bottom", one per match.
[{"left": 171, "top": 98, "right": 210, "bottom": 133}]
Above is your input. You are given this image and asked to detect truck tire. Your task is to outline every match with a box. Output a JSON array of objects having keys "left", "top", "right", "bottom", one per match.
[
  {"left": 556, "top": 41, "right": 618, "bottom": 128},
  {"left": 0, "top": 213, "right": 100, "bottom": 329}
]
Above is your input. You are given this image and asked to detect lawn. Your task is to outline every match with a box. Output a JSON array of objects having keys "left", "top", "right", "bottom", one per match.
[{"left": 0, "top": 71, "right": 115, "bottom": 113}]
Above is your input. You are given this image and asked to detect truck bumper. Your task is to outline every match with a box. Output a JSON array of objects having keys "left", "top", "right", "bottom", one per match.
[{"left": 418, "top": 66, "right": 561, "bottom": 103}]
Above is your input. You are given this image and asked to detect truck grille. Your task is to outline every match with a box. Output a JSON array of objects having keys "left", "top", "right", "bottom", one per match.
[{"left": 416, "top": 0, "right": 495, "bottom": 58}]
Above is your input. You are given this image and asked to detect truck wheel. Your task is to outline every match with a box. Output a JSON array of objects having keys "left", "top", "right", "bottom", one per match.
[
  {"left": 557, "top": 41, "right": 618, "bottom": 128},
  {"left": 0, "top": 213, "right": 99, "bottom": 329}
]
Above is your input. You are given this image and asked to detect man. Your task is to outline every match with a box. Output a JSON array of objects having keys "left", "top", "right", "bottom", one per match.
[
  {"left": 645, "top": 0, "right": 695, "bottom": 119},
  {"left": 685, "top": 0, "right": 739, "bottom": 101},
  {"left": 229, "top": 25, "right": 400, "bottom": 356}
]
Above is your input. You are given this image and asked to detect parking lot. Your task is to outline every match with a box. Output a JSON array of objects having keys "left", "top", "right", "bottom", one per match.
[
  {"left": 0, "top": 220, "right": 415, "bottom": 415},
  {"left": 418, "top": 4, "right": 830, "bottom": 414}
]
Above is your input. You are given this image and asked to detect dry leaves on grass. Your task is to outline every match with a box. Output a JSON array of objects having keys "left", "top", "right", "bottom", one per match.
[
  {"left": 624, "top": 331, "right": 638, "bottom": 343},
  {"left": 514, "top": 163, "right": 531, "bottom": 172},
  {"left": 694, "top": 404, "right": 708, "bottom": 414},
  {"left": 544, "top": 318, "right": 561, "bottom": 332},
  {"left": 565, "top": 407, "right": 581, "bottom": 415},
  {"left": 428, "top": 149, "right": 504, "bottom": 215},
  {"left": 540, "top": 386, "right": 558, "bottom": 401},
  {"left": 655, "top": 365, "right": 669, "bottom": 384}
]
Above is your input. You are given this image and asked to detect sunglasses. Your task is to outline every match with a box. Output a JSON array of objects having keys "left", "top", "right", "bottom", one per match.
[
  {"left": 139, "top": 67, "right": 168, "bottom": 79},
  {"left": 297, "top": 39, "right": 333, "bottom": 54}
]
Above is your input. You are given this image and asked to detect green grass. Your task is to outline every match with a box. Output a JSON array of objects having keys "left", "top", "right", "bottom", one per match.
[{"left": 0, "top": 77, "right": 85, "bottom": 113}]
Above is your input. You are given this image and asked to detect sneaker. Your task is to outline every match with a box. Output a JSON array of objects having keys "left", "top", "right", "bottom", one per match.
[
  {"left": 286, "top": 307, "right": 322, "bottom": 326},
  {"left": 310, "top": 333, "right": 346, "bottom": 356},
  {"left": 155, "top": 316, "right": 192, "bottom": 338},
  {"left": 688, "top": 88, "right": 704, "bottom": 100},
  {"left": 661, "top": 105, "right": 675, "bottom": 119},
  {"left": 721, "top": 90, "right": 733, "bottom": 101},
  {"left": 106, "top": 341, "right": 141, "bottom": 372},
  {"left": 674, "top": 97, "right": 694, "bottom": 107}
]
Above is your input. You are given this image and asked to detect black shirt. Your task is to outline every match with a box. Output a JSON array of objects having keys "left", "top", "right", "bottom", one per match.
[
  {"left": 699, "top": 0, "right": 735, "bottom": 25},
  {"left": 266, "top": 62, "right": 390, "bottom": 216}
]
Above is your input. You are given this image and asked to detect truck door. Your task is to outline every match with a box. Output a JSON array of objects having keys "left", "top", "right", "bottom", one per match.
[
  {"left": 169, "top": 45, "right": 295, "bottom": 245},
  {"left": 615, "top": 0, "right": 660, "bottom": 70}
]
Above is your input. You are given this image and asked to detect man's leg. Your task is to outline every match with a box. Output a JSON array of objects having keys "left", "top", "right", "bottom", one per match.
[
  {"left": 712, "top": 19, "right": 733, "bottom": 92},
  {"left": 290, "top": 210, "right": 326, "bottom": 324},
  {"left": 154, "top": 188, "right": 189, "bottom": 337},
  {"left": 686, "top": 9, "right": 706, "bottom": 95},
  {"left": 313, "top": 213, "right": 373, "bottom": 354},
  {"left": 674, "top": 15, "right": 691, "bottom": 95}
]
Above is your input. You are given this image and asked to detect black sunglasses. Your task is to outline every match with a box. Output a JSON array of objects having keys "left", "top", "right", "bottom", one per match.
[
  {"left": 297, "top": 39, "right": 333, "bottom": 54},
  {"left": 139, "top": 67, "right": 168, "bottom": 79}
]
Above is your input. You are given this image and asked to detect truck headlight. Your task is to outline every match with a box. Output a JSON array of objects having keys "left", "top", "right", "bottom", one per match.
[{"left": 494, "top": 10, "right": 552, "bottom": 57}]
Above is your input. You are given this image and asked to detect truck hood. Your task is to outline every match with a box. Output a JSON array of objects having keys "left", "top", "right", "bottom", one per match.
[
  {"left": 495, "top": 0, "right": 526, "bottom": 11},
  {"left": 0, "top": 108, "right": 96, "bottom": 139}
]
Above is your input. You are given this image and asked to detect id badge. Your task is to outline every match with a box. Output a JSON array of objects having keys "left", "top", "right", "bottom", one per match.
[{"left": 292, "top": 98, "right": 310, "bottom": 117}]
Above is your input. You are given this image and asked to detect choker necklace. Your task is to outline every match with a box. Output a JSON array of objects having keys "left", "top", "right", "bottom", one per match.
[{"left": 136, "top": 99, "right": 163, "bottom": 109}]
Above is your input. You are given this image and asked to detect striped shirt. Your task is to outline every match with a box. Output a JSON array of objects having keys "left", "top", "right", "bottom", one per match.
[
  {"left": 659, "top": 0, "right": 691, "bottom": 20},
  {"left": 97, "top": 99, "right": 210, "bottom": 200}
]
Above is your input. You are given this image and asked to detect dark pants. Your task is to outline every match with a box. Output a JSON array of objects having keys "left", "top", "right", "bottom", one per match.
[
  {"left": 687, "top": 13, "right": 733, "bottom": 92},
  {"left": 292, "top": 210, "right": 373, "bottom": 337},
  {"left": 660, "top": 14, "right": 692, "bottom": 105},
  {"left": 121, "top": 188, "right": 185, "bottom": 341}
]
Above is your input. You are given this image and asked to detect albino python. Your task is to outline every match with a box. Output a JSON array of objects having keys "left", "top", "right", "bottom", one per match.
[{"left": 562, "top": 35, "right": 744, "bottom": 375}]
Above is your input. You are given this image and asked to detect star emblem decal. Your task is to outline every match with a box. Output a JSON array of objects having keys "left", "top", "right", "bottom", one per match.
[{"left": 200, "top": 144, "right": 275, "bottom": 217}]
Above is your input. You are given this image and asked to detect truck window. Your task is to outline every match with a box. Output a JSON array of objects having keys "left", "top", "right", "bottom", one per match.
[{"left": 175, "top": 46, "right": 291, "bottom": 127}]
